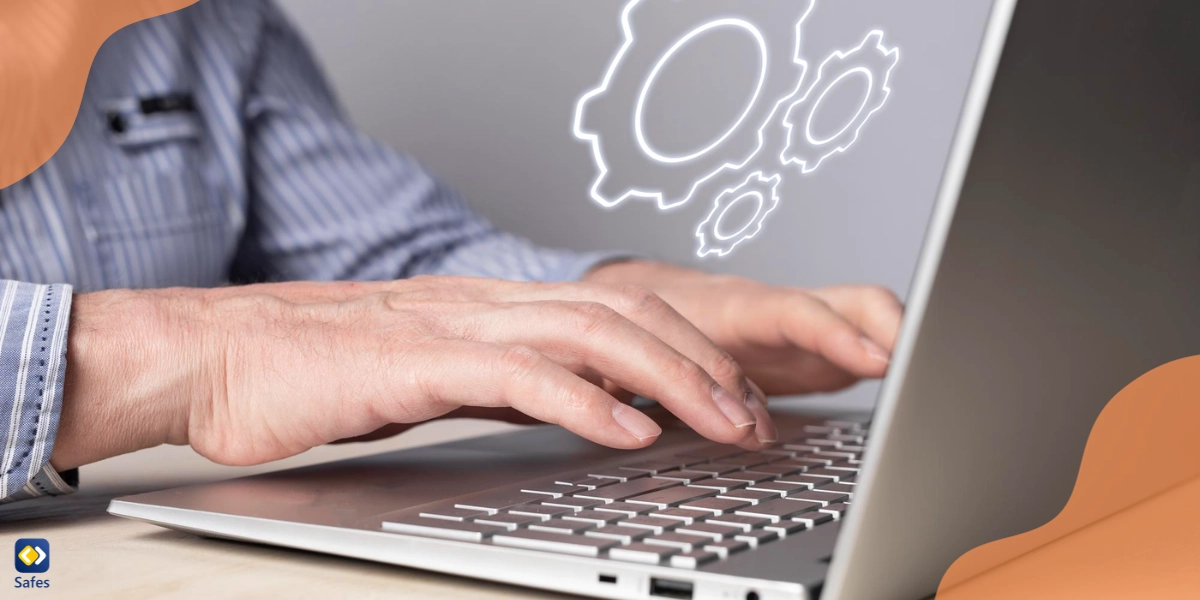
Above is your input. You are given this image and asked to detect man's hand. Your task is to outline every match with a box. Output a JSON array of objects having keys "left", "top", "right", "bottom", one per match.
[
  {"left": 586, "top": 261, "right": 904, "bottom": 395},
  {"left": 51, "top": 264, "right": 903, "bottom": 471},
  {"left": 52, "top": 276, "right": 773, "bottom": 470}
]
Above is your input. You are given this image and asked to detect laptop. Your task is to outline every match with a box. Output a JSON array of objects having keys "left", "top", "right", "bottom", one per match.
[{"left": 108, "top": 1, "right": 1200, "bottom": 598}]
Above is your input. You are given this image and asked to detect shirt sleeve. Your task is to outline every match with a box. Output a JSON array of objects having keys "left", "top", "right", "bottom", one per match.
[
  {"left": 230, "top": 1, "right": 630, "bottom": 285},
  {"left": 0, "top": 280, "right": 76, "bottom": 503}
]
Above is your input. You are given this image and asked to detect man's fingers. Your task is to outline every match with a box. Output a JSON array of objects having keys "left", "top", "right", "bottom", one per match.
[
  {"left": 745, "top": 290, "right": 889, "bottom": 379},
  {"left": 382, "top": 340, "right": 662, "bottom": 449},
  {"left": 444, "top": 302, "right": 758, "bottom": 446},
  {"left": 811, "top": 285, "right": 904, "bottom": 353},
  {"left": 498, "top": 284, "right": 773, "bottom": 443}
]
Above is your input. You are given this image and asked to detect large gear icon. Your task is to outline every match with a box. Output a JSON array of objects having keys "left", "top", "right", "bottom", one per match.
[
  {"left": 574, "top": 0, "right": 815, "bottom": 210},
  {"left": 779, "top": 30, "right": 899, "bottom": 174},
  {"left": 695, "top": 171, "right": 782, "bottom": 257}
]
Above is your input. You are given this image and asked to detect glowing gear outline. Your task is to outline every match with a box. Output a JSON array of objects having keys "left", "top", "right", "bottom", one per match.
[
  {"left": 695, "top": 171, "right": 782, "bottom": 258},
  {"left": 779, "top": 30, "right": 900, "bottom": 174},
  {"left": 574, "top": 0, "right": 815, "bottom": 210}
]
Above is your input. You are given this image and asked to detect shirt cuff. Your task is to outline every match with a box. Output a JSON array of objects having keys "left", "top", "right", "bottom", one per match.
[{"left": 0, "top": 281, "right": 74, "bottom": 503}]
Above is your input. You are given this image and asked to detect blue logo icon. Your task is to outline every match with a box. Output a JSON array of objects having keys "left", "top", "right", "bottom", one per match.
[{"left": 14, "top": 539, "right": 49, "bottom": 574}]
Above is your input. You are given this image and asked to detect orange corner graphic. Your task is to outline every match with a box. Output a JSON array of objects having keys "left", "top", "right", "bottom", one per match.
[
  {"left": 936, "top": 356, "right": 1200, "bottom": 599},
  {"left": 0, "top": 0, "right": 199, "bottom": 189}
]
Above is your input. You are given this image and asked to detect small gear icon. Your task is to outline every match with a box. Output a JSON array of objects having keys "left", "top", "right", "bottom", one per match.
[
  {"left": 695, "top": 171, "right": 782, "bottom": 257},
  {"left": 779, "top": 30, "right": 899, "bottom": 174},
  {"left": 574, "top": 0, "right": 815, "bottom": 210}
]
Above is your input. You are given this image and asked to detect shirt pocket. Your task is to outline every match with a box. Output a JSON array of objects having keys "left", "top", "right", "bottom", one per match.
[{"left": 83, "top": 107, "right": 238, "bottom": 289}]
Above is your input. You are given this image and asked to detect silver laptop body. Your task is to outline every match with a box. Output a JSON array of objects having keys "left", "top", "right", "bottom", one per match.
[{"left": 109, "top": 0, "right": 1200, "bottom": 598}]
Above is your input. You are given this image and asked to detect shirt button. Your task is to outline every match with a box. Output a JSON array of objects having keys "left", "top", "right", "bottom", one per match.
[{"left": 107, "top": 112, "right": 127, "bottom": 134}]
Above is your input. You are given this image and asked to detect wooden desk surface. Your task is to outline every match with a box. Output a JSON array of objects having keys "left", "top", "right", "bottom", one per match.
[{"left": 0, "top": 419, "right": 567, "bottom": 600}]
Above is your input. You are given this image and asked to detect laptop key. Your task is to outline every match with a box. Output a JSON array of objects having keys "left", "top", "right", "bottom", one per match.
[
  {"left": 561, "top": 510, "right": 625, "bottom": 525},
  {"left": 626, "top": 485, "right": 716, "bottom": 508},
  {"left": 585, "top": 525, "right": 652, "bottom": 543},
  {"left": 492, "top": 529, "right": 618, "bottom": 557},
  {"left": 620, "top": 459, "right": 687, "bottom": 474},
  {"left": 735, "top": 529, "right": 779, "bottom": 548},
  {"left": 743, "top": 464, "right": 803, "bottom": 477},
  {"left": 763, "top": 520, "right": 808, "bottom": 537},
  {"left": 529, "top": 518, "right": 597, "bottom": 535},
  {"left": 593, "top": 502, "right": 654, "bottom": 517},
  {"left": 828, "top": 433, "right": 865, "bottom": 444},
  {"left": 472, "top": 514, "right": 541, "bottom": 530},
  {"left": 382, "top": 516, "right": 506, "bottom": 542},
  {"left": 587, "top": 468, "right": 649, "bottom": 482},
  {"left": 735, "top": 498, "right": 821, "bottom": 522},
  {"left": 674, "top": 446, "right": 742, "bottom": 461},
  {"left": 643, "top": 532, "right": 713, "bottom": 551},
  {"left": 575, "top": 477, "right": 679, "bottom": 502},
  {"left": 804, "top": 468, "right": 855, "bottom": 482},
  {"left": 670, "top": 550, "right": 720, "bottom": 569},
  {"left": 789, "top": 490, "right": 848, "bottom": 506},
  {"left": 683, "top": 463, "right": 742, "bottom": 477},
  {"left": 618, "top": 516, "right": 681, "bottom": 534},
  {"left": 793, "top": 511, "right": 835, "bottom": 527},
  {"left": 747, "top": 481, "right": 815, "bottom": 495},
  {"left": 649, "top": 508, "right": 712, "bottom": 524},
  {"left": 819, "top": 503, "right": 851, "bottom": 520},
  {"left": 687, "top": 478, "right": 749, "bottom": 493},
  {"left": 563, "top": 477, "right": 619, "bottom": 490},
  {"left": 418, "top": 507, "right": 488, "bottom": 522},
  {"left": 718, "top": 489, "right": 781, "bottom": 504},
  {"left": 608, "top": 543, "right": 679, "bottom": 565},
  {"left": 675, "top": 522, "right": 742, "bottom": 541},
  {"left": 817, "top": 483, "right": 856, "bottom": 496},
  {"left": 805, "top": 439, "right": 843, "bottom": 450},
  {"left": 704, "top": 539, "right": 751, "bottom": 558},
  {"left": 682, "top": 497, "right": 751, "bottom": 515},
  {"left": 718, "top": 471, "right": 774, "bottom": 484},
  {"left": 825, "top": 420, "right": 867, "bottom": 431},
  {"left": 455, "top": 491, "right": 546, "bottom": 513},
  {"left": 541, "top": 497, "right": 605, "bottom": 511},
  {"left": 507, "top": 504, "right": 572, "bottom": 519},
  {"left": 703, "top": 514, "right": 772, "bottom": 532},
  {"left": 802, "top": 425, "right": 838, "bottom": 435},
  {"left": 774, "top": 474, "right": 834, "bottom": 488},
  {"left": 521, "top": 483, "right": 586, "bottom": 497},
  {"left": 651, "top": 470, "right": 714, "bottom": 484}
]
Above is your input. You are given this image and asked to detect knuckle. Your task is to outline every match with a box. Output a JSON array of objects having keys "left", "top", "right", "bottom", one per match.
[
  {"left": 612, "top": 284, "right": 666, "bottom": 315},
  {"left": 670, "top": 356, "right": 710, "bottom": 386},
  {"left": 707, "top": 352, "right": 746, "bottom": 385},
  {"left": 557, "top": 386, "right": 598, "bottom": 418},
  {"left": 568, "top": 301, "right": 621, "bottom": 336},
  {"left": 497, "top": 344, "right": 545, "bottom": 378}
]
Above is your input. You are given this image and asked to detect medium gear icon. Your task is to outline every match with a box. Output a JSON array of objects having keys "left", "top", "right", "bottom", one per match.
[
  {"left": 695, "top": 171, "right": 781, "bottom": 257},
  {"left": 779, "top": 30, "right": 899, "bottom": 174},
  {"left": 574, "top": 0, "right": 815, "bottom": 210}
]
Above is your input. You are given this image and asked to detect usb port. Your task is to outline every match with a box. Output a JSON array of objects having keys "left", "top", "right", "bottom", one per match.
[{"left": 650, "top": 577, "right": 694, "bottom": 599}]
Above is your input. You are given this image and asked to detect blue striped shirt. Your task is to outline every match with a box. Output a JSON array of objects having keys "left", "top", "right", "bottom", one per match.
[{"left": 0, "top": 0, "right": 620, "bottom": 502}]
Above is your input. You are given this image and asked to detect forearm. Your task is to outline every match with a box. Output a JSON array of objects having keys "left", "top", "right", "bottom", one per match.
[
  {"left": 51, "top": 289, "right": 201, "bottom": 470},
  {"left": 0, "top": 281, "right": 73, "bottom": 501}
]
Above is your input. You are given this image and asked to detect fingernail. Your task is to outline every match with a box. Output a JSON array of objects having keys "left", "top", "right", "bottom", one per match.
[
  {"left": 712, "top": 384, "right": 757, "bottom": 428},
  {"left": 746, "top": 393, "right": 778, "bottom": 444},
  {"left": 612, "top": 403, "right": 662, "bottom": 441},
  {"left": 860, "top": 336, "right": 891, "bottom": 363}
]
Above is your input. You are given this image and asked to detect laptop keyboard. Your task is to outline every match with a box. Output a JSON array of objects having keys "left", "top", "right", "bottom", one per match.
[{"left": 381, "top": 420, "right": 866, "bottom": 569}]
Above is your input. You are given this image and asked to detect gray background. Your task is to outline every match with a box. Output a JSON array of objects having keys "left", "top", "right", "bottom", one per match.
[{"left": 275, "top": 0, "right": 994, "bottom": 410}]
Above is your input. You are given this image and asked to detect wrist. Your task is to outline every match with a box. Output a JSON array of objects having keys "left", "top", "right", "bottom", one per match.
[{"left": 51, "top": 289, "right": 204, "bottom": 469}]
